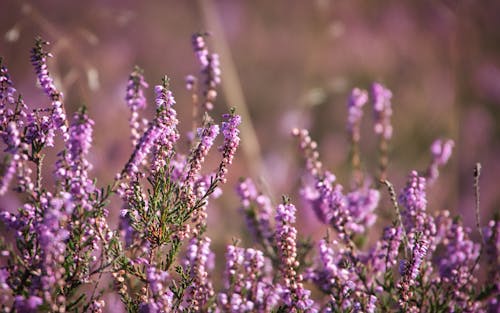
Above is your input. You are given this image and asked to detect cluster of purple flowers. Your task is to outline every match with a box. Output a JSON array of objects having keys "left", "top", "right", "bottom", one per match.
[{"left": 0, "top": 35, "right": 499, "bottom": 313}]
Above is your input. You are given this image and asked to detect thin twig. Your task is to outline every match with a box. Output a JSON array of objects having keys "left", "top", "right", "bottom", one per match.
[{"left": 474, "top": 162, "right": 485, "bottom": 244}]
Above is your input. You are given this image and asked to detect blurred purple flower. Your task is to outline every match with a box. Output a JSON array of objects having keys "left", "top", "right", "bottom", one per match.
[{"left": 371, "top": 82, "right": 393, "bottom": 140}]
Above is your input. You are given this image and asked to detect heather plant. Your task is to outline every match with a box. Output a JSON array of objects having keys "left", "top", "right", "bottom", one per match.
[{"left": 0, "top": 34, "right": 499, "bottom": 313}]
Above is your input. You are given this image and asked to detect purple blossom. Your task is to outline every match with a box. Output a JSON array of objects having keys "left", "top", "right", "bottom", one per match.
[
  {"left": 0, "top": 121, "right": 21, "bottom": 195},
  {"left": 191, "top": 33, "right": 221, "bottom": 111},
  {"left": 122, "top": 121, "right": 162, "bottom": 178},
  {"left": 275, "top": 201, "right": 316, "bottom": 312},
  {"left": 398, "top": 237, "right": 429, "bottom": 309},
  {"left": 30, "top": 39, "right": 59, "bottom": 99},
  {"left": 192, "top": 33, "right": 210, "bottom": 68},
  {"left": 371, "top": 82, "right": 393, "bottom": 140},
  {"left": 344, "top": 187, "right": 380, "bottom": 234},
  {"left": 201, "top": 53, "right": 221, "bottom": 111},
  {"left": 37, "top": 194, "right": 72, "bottom": 307},
  {"left": 306, "top": 239, "right": 353, "bottom": 293},
  {"left": 14, "top": 295, "right": 43, "bottom": 313},
  {"left": 126, "top": 67, "right": 149, "bottom": 145},
  {"left": 426, "top": 138, "right": 454, "bottom": 183},
  {"left": 236, "top": 178, "right": 274, "bottom": 246},
  {"left": 219, "top": 245, "right": 274, "bottom": 312},
  {"left": 185, "top": 74, "right": 197, "bottom": 91},
  {"left": 182, "top": 236, "right": 215, "bottom": 311},
  {"left": 368, "top": 225, "right": 403, "bottom": 276},
  {"left": 184, "top": 123, "right": 219, "bottom": 191},
  {"left": 439, "top": 222, "right": 480, "bottom": 288},
  {"left": 292, "top": 128, "right": 324, "bottom": 179},
  {"left": 55, "top": 109, "right": 95, "bottom": 208},
  {"left": 121, "top": 78, "right": 181, "bottom": 179},
  {"left": 0, "top": 60, "right": 26, "bottom": 127},
  {"left": 30, "top": 38, "right": 68, "bottom": 140},
  {"left": 141, "top": 266, "right": 174, "bottom": 312},
  {"left": 216, "top": 112, "right": 241, "bottom": 184},
  {"left": 150, "top": 82, "right": 180, "bottom": 173},
  {"left": 399, "top": 172, "right": 428, "bottom": 231},
  {"left": 347, "top": 87, "right": 368, "bottom": 143}
]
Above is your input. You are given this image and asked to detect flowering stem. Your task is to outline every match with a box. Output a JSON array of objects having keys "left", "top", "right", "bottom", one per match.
[{"left": 381, "top": 179, "right": 409, "bottom": 259}]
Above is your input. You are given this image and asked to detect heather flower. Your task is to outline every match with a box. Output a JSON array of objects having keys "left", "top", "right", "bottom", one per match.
[
  {"left": 438, "top": 221, "right": 481, "bottom": 310},
  {"left": 275, "top": 200, "right": 316, "bottom": 312},
  {"left": 292, "top": 128, "right": 324, "bottom": 179},
  {"left": 184, "top": 123, "right": 220, "bottom": 190},
  {"left": 182, "top": 236, "right": 215, "bottom": 311},
  {"left": 216, "top": 111, "right": 241, "bottom": 184},
  {"left": 14, "top": 295, "right": 43, "bottom": 312},
  {"left": 141, "top": 266, "right": 174, "bottom": 312},
  {"left": 371, "top": 82, "right": 393, "bottom": 140},
  {"left": 126, "top": 67, "right": 149, "bottom": 146},
  {"left": 191, "top": 33, "right": 221, "bottom": 111},
  {"left": 37, "top": 194, "right": 72, "bottom": 309},
  {"left": 192, "top": 33, "right": 210, "bottom": 68},
  {"left": 398, "top": 237, "right": 429, "bottom": 310},
  {"left": 219, "top": 245, "right": 274, "bottom": 312},
  {"left": 368, "top": 225, "right": 403, "bottom": 276},
  {"left": 344, "top": 187, "right": 380, "bottom": 234},
  {"left": 55, "top": 109, "right": 95, "bottom": 208},
  {"left": 0, "top": 121, "right": 21, "bottom": 195},
  {"left": 30, "top": 38, "right": 68, "bottom": 140},
  {"left": 398, "top": 171, "right": 436, "bottom": 249},
  {"left": 150, "top": 81, "right": 180, "bottom": 173},
  {"left": 484, "top": 219, "right": 500, "bottom": 288},
  {"left": 347, "top": 87, "right": 368, "bottom": 144},
  {"left": 0, "top": 60, "right": 26, "bottom": 126},
  {"left": 300, "top": 171, "right": 338, "bottom": 224},
  {"left": 122, "top": 121, "right": 162, "bottom": 179},
  {"left": 306, "top": 239, "right": 353, "bottom": 293},
  {"left": 236, "top": 178, "right": 274, "bottom": 248},
  {"left": 426, "top": 138, "right": 454, "bottom": 184},
  {"left": 121, "top": 77, "right": 180, "bottom": 179}
]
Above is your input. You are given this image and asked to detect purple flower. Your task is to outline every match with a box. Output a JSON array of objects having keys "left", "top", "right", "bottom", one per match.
[
  {"left": 191, "top": 33, "right": 221, "bottom": 111},
  {"left": 30, "top": 38, "right": 68, "bottom": 140},
  {"left": 0, "top": 122, "right": 21, "bottom": 195},
  {"left": 30, "top": 39, "right": 59, "bottom": 99},
  {"left": 184, "top": 123, "right": 219, "bottom": 190},
  {"left": 399, "top": 171, "right": 427, "bottom": 229},
  {"left": 439, "top": 222, "right": 480, "bottom": 287},
  {"left": 236, "top": 178, "right": 274, "bottom": 247},
  {"left": 292, "top": 128, "right": 324, "bottom": 179},
  {"left": 55, "top": 109, "right": 95, "bottom": 207},
  {"left": 368, "top": 225, "right": 403, "bottom": 276},
  {"left": 121, "top": 78, "right": 180, "bottom": 178},
  {"left": 122, "top": 122, "right": 162, "bottom": 178},
  {"left": 347, "top": 88, "right": 368, "bottom": 143},
  {"left": 126, "top": 67, "right": 149, "bottom": 145},
  {"left": 192, "top": 33, "right": 210, "bottom": 68},
  {"left": 371, "top": 82, "right": 393, "bottom": 140},
  {"left": 275, "top": 201, "right": 316, "bottom": 311},
  {"left": 219, "top": 245, "right": 273, "bottom": 312},
  {"left": 150, "top": 82, "right": 180, "bottom": 173},
  {"left": 181, "top": 236, "right": 215, "bottom": 311},
  {"left": 398, "top": 237, "right": 429, "bottom": 309},
  {"left": 216, "top": 112, "right": 241, "bottom": 184},
  {"left": 14, "top": 295, "right": 43, "bottom": 313},
  {"left": 344, "top": 187, "right": 380, "bottom": 234},
  {"left": 142, "top": 266, "right": 174, "bottom": 311},
  {"left": 0, "top": 60, "right": 26, "bottom": 127},
  {"left": 426, "top": 138, "right": 454, "bottom": 183}
]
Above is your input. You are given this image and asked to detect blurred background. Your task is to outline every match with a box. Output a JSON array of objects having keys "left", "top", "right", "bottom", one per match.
[{"left": 0, "top": 0, "right": 499, "bottom": 301}]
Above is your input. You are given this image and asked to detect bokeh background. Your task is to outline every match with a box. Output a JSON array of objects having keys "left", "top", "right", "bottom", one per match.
[{"left": 1, "top": 0, "right": 499, "bottom": 308}]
